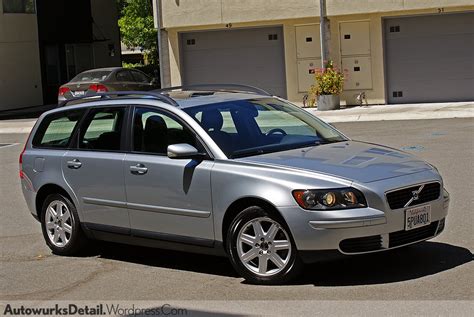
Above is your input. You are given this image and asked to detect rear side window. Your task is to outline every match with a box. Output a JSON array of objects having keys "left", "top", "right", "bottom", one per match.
[
  {"left": 78, "top": 107, "right": 125, "bottom": 151},
  {"left": 32, "top": 109, "right": 85, "bottom": 148},
  {"left": 116, "top": 70, "right": 134, "bottom": 82}
]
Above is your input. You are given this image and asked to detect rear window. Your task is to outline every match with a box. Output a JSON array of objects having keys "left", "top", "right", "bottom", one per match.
[
  {"left": 32, "top": 110, "right": 85, "bottom": 148},
  {"left": 71, "top": 71, "right": 111, "bottom": 82}
]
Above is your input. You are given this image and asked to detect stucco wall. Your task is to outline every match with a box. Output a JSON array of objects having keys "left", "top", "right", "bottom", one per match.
[
  {"left": 164, "top": 5, "right": 473, "bottom": 104},
  {"left": 0, "top": 7, "right": 43, "bottom": 111},
  {"left": 162, "top": 0, "right": 473, "bottom": 28}
]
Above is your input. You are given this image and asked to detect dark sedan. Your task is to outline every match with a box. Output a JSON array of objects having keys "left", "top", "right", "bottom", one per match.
[{"left": 58, "top": 67, "right": 159, "bottom": 104}]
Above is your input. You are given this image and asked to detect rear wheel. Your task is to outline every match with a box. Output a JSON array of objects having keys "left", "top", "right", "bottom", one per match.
[
  {"left": 226, "top": 206, "right": 302, "bottom": 284},
  {"left": 40, "top": 193, "right": 88, "bottom": 255}
]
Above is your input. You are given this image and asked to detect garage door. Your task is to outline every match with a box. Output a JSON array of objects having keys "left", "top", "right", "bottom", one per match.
[
  {"left": 181, "top": 27, "right": 287, "bottom": 98},
  {"left": 384, "top": 12, "right": 474, "bottom": 104}
]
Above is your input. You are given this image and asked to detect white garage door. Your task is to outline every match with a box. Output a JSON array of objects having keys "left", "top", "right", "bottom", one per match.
[
  {"left": 384, "top": 12, "right": 474, "bottom": 104},
  {"left": 181, "top": 27, "right": 287, "bottom": 98}
]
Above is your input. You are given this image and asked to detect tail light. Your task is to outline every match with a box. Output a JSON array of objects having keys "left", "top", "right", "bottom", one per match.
[
  {"left": 89, "top": 84, "right": 108, "bottom": 93},
  {"left": 58, "top": 86, "right": 70, "bottom": 96},
  {"left": 19, "top": 129, "right": 33, "bottom": 179},
  {"left": 19, "top": 143, "right": 27, "bottom": 179}
]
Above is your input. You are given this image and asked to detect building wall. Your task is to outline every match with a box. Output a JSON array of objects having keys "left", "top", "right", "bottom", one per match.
[
  {"left": 163, "top": 3, "right": 473, "bottom": 104},
  {"left": 0, "top": 5, "right": 43, "bottom": 111},
  {"left": 161, "top": 0, "right": 473, "bottom": 28},
  {"left": 91, "top": 0, "right": 121, "bottom": 68}
]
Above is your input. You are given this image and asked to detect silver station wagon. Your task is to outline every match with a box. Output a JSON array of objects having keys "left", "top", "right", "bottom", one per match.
[{"left": 20, "top": 85, "right": 449, "bottom": 284}]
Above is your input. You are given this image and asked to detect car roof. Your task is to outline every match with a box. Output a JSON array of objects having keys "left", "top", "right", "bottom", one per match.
[
  {"left": 164, "top": 91, "right": 269, "bottom": 108},
  {"left": 79, "top": 67, "right": 124, "bottom": 73}
]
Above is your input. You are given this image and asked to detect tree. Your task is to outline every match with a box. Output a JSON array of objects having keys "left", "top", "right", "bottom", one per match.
[{"left": 118, "top": 0, "right": 157, "bottom": 64}]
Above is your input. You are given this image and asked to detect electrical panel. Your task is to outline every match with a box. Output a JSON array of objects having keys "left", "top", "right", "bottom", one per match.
[
  {"left": 297, "top": 59, "right": 321, "bottom": 92},
  {"left": 295, "top": 24, "right": 321, "bottom": 59},
  {"left": 340, "top": 21, "right": 370, "bottom": 56},
  {"left": 341, "top": 56, "right": 373, "bottom": 90}
]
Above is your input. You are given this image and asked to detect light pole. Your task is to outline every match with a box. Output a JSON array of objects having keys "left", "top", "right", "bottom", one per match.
[{"left": 319, "top": 0, "right": 330, "bottom": 68}]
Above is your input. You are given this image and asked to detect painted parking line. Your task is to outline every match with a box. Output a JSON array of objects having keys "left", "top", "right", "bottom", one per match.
[{"left": 0, "top": 143, "right": 19, "bottom": 149}]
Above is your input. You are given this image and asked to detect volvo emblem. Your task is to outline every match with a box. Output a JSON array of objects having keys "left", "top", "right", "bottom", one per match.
[{"left": 404, "top": 184, "right": 424, "bottom": 207}]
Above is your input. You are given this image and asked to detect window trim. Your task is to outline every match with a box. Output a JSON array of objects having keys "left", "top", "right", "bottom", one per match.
[
  {"left": 129, "top": 105, "right": 213, "bottom": 159},
  {"left": 69, "top": 105, "right": 130, "bottom": 153}
]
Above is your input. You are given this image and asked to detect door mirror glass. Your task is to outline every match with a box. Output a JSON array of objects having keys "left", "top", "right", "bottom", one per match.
[{"left": 167, "top": 143, "right": 203, "bottom": 159}]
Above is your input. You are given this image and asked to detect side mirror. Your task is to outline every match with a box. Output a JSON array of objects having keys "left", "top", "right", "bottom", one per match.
[{"left": 167, "top": 144, "right": 205, "bottom": 160}]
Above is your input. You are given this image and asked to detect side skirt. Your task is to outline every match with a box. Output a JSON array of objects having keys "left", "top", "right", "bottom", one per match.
[{"left": 82, "top": 222, "right": 226, "bottom": 257}]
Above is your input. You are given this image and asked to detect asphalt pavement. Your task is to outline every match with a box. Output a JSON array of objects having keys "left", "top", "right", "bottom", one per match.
[{"left": 0, "top": 118, "right": 472, "bottom": 316}]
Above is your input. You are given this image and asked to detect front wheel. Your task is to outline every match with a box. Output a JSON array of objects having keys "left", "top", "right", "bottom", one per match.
[{"left": 226, "top": 206, "right": 302, "bottom": 284}]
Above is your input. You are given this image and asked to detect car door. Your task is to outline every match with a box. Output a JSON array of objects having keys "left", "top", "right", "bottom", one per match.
[
  {"left": 130, "top": 70, "right": 154, "bottom": 91},
  {"left": 123, "top": 106, "right": 215, "bottom": 243},
  {"left": 62, "top": 106, "right": 130, "bottom": 232},
  {"left": 114, "top": 70, "right": 138, "bottom": 91}
]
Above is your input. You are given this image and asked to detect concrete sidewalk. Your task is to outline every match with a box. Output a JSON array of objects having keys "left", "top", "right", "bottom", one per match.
[{"left": 0, "top": 101, "right": 473, "bottom": 134}]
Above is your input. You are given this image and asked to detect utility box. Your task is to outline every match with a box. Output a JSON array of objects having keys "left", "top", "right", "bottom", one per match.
[
  {"left": 297, "top": 59, "right": 321, "bottom": 92},
  {"left": 340, "top": 21, "right": 370, "bottom": 56},
  {"left": 295, "top": 24, "right": 321, "bottom": 59},
  {"left": 341, "top": 56, "right": 372, "bottom": 90}
]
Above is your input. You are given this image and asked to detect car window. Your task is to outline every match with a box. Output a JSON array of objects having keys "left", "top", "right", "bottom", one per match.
[
  {"left": 32, "top": 109, "right": 85, "bottom": 148},
  {"left": 194, "top": 110, "right": 237, "bottom": 133},
  {"left": 131, "top": 70, "right": 150, "bottom": 83},
  {"left": 78, "top": 108, "right": 125, "bottom": 151},
  {"left": 115, "top": 70, "right": 134, "bottom": 82},
  {"left": 71, "top": 71, "right": 110, "bottom": 82},
  {"left": 133, "top": 107, "right": 201, "bottom": 155},
  {"left": 184, "top": 98, "right": 347, "bottom": 158}
]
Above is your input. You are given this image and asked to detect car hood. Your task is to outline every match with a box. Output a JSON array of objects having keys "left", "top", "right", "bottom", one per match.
[{"left": 236, "top": 141, "right": 433, "bottom": 183}]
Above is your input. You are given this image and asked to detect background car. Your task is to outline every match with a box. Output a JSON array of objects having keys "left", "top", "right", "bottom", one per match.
[{"left": 57, "top": 67, "right": 159, "bottom": 104}]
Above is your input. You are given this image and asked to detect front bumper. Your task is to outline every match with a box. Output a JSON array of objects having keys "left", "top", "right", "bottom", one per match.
[{"left": 279, "top": 188, "right": 449, "bottom": 257}]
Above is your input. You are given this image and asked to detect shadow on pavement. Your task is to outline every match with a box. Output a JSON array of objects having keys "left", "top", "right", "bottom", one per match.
[
  {"left": 91, "top": 241, "right": 471, "bottom": 286},
  {"left": 92, "top": 241, "right": 239, "bottom": 278},
  {"left": 297, "top": 241, "right": 473, "bottom": 286}
]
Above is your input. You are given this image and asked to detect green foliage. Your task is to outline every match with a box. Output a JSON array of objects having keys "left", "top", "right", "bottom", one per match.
[
  {"left": 118, "top": 0, "right": 158, "bottom": 65},
  {"left": 307, "top": 61, "right": 345, "bottom": 107}
]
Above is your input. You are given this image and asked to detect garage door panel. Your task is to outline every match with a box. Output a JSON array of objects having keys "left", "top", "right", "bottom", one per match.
[
  {"left": 181, "top": 27, "right": 286, "bottom": 97},
  {"left": 385, "top": 13, "right": 474, "bottom": 103}
]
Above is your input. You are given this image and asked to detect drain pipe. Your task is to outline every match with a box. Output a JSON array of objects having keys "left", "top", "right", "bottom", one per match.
[{"left": 153, "top": 0, "right": 171, "bottom": 88}]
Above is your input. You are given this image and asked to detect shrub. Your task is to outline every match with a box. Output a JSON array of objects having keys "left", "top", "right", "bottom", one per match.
[{"left": 307, "top": 61, "right": 345, "bottom": 107}]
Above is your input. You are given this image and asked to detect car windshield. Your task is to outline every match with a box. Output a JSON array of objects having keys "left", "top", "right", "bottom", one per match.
[
  {"left": 71, "top": 71, "right": 111, "bottom": 82},
  {"left": 184, "top": 97, "right": 348, "bottom": 158}
]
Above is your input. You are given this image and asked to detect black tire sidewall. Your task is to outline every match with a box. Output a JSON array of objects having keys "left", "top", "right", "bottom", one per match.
[
  {"left": 226, "top": 206, "right": 302, "bottom": 285},
  {"left": 40, "top": 193, "right": 85, "bottom": 255}
]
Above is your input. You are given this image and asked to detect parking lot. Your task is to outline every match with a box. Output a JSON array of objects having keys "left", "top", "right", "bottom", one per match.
[{"left": 0, "top": 118, "right": 472, "bottom": 313}]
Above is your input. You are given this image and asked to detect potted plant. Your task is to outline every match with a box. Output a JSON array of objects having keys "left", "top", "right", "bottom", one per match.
[{"left": 308, "top": 61, "right": 345, "bottom": 110}]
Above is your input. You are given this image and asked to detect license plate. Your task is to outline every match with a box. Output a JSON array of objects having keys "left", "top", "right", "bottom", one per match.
[
  {"left": 73, "top": 90, "right": 85, "bottom": 97},
  {"left": 405, "top": 204, "right": 431, "bottom": 231}
]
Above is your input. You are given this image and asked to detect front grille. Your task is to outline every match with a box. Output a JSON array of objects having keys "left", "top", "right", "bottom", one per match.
[
  {"left": 339, "top": 235, "right": 382, "bottom": 253},
  {"left": 389, "top": 221, "right": 439, "bottom": 248},
  {"left": 386, "top": 182, "right": 441, "bottom": 209}
]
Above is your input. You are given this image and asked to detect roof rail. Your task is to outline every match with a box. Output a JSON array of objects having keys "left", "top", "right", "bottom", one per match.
[
  {"left": 157, "top": 84, "right": 272, "bottom": 96},
  {"left": 57, "top": 91, "right": 180, "bottom": 108}
]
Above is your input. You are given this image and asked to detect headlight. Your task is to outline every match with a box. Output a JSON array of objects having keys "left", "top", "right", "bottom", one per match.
[{"left": 292, "top": 188, "right": 367, "bottom": 210}]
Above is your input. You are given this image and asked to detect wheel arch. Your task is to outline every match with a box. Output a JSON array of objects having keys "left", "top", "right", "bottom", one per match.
[
  {"left": 221, "top": 196, "right": 287, "bottom": 251},
  {"left": 35, "top": 183, "right": 74, "bottom": 219}
]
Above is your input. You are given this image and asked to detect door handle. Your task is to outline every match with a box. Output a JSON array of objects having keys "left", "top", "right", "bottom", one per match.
[
  {"left": 67, "top": 159, "right": 82, "bottom": 169},
  {"left": 130, "top": 163, "right": 148, "bottom": 175}
]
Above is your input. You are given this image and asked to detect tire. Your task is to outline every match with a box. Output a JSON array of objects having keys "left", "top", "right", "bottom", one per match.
[
  {"left": 226, "top": 206, "right": 303, "bottom": 285},
  {"left": 40, "top": 193, "right": 88, "bottom": 255}
]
